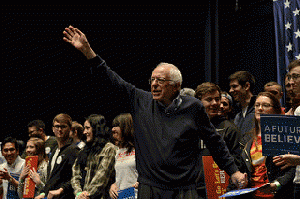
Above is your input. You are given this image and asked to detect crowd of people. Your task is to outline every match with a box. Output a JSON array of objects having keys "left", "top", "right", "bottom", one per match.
[{"left": 0, "top": 25, "right": 299, "bottom": 199}]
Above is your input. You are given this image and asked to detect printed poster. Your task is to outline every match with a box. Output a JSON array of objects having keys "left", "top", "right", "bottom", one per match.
[
  {"left": 23, "top": 156, "right": 38, "bottom": 198},
  {"left": 118, "top": 187, "right": 135, "bottom": 199},
  {"left": 219, "top": 183, "right": 270, "bottom": 198},
  {"left": 202, "top": 156, "right": 230, "bottom": 199},
  {"left": 260, "top": 114, "right": 300, "bottom": 156}
]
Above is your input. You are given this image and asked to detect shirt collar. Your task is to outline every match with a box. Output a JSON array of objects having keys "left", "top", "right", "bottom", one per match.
[{"left": 157, "top": 94, "right": 182, "bottom": 113}]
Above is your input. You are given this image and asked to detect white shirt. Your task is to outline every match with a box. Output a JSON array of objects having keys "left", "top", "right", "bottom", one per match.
[
  {"left": 0, "top": 156, "right": 25, "bottom": 199},
  {"left": 115, "top": 148, "right": 138, "bottom": 198}
]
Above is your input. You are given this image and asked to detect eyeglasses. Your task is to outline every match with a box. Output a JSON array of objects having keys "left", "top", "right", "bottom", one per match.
[
  {"left": 254, "top": 103, "right": 273, "bottom": 109},
  {"left": 149, "top": 77, "right": 174, "bottom": 85},
  {"left": 286, "top": 73, "right": 300, "bottom": 81},
  {"left": 53, "top": 125, "right": 68, "bottom": 130}
]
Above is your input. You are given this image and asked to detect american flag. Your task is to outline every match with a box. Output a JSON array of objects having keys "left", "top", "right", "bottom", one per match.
[{"left": 273, "top": 0, "right": 300, "bottom": 87}]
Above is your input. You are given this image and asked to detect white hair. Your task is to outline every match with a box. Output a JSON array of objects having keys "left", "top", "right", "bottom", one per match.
[{"left": 156, "top": 62, "right": 183, "bottom": 86}]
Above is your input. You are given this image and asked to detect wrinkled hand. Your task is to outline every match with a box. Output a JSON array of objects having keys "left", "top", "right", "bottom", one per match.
[
  {"left": 109, "top": 183, "right": 118, "bottom": 199},
  {"left": 63, "top": 25, "right": 96, "bottom": 59},
  {"left": 273, "top": 154, "right": 300, "bottom": 170},
  {"left": 231, "top": 171, "right": 248, "bottom": 189}
]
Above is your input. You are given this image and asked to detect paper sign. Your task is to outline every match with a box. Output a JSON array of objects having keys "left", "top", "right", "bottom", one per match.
[
  {"left": 23, "top": 156, "right": 38, "bottom": 198},
  {"left": 219, "top": 183, "right": 270, "bottom": 198},
  {"left": 202, "top": 156, "right": 230, "bottom": 199},
  {"left": 260, "top": 114, "right": 300, "bottom": 156},
  {"left": 118, "top": 187, "right": 135, "bottom": 199}
]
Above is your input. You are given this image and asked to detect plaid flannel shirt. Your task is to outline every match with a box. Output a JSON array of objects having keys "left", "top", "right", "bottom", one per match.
[{"left": 71, "top": 142, "right": 117, "bottom": 198}]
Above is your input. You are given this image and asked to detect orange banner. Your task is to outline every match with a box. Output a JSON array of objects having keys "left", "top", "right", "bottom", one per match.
[
  {"left": 202, "top": 156, "right": 229, "bottom": 199},
  {"left": 23, "top": 156, "right": 38, "bottom": 198}
]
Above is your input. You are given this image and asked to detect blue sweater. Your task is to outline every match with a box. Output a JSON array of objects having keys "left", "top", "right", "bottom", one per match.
[{"left": 88, "top": 55, "right": 238, "bottom": 189}]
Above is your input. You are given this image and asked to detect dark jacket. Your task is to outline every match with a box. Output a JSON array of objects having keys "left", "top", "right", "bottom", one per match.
[
  {"left": 197, "top": 116, "right": 242, "bottom": 189},
  {"left": 228, "top": 138, "right": 296, "bottom": 199},
  {"left": 42, "top": 141, "right": 79, "bottom": 198},
  {"left": 234, "top": 96, "right": 256, "bottom": 136},
  {"left": 87, "top": 55, "right": 239, "bottom": 189}
]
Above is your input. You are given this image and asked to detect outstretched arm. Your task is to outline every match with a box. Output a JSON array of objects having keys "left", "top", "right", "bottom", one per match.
[{"left": 63, "top": 25, "right": 96, "bottom": 59}]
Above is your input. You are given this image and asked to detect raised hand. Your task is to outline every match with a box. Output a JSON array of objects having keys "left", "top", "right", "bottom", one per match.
[{"left": 63, "top": 25, "right": 96, "bottom": 59}]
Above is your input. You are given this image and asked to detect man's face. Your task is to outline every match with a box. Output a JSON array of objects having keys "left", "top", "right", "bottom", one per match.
[
  {"left": 2, "top": 142, "right": 18, "bottom": 165},
  {"left": 264, "top": 85, "right": 283, "bottom": 101},
  {"left": 28, "top": 126, "right": 42, "bottom": 138},
  {"left": 201, "top": 90, "right": 221, "bottom": 119},
  {"left": 151, "top": 66, "right": 179, "bottom": 106},
  {"left": 52, "top": 121, "right": 70, "bottom": 143},
  {"left": 229, "top": 79, "right": 247, "bottom": 102},
  {"left": 287, "top": 66, "right": 300, "bottom": 97}
]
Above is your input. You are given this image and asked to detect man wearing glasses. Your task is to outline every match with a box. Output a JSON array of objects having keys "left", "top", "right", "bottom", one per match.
[
  {"left": 36, "top": 113, "right": 79, "bottom": 199},
  {"left": 285, "top": 59, "right": 300, "bottom": 116},
  {"left": 63, "top": 26, "right": 247, "bottom": 198}
]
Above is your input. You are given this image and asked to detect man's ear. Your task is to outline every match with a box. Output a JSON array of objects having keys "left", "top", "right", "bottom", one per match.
[{"left": 244, "top": 82, "right": 250, "bottom": 91}]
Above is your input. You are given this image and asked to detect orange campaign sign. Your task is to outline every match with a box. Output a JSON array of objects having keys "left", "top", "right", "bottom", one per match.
[
  {"left": 23, "top": 156, "right": 38, "bottom": 198},
  {"left": 202, "top": 156, "right": 229, "bottom": 199}
]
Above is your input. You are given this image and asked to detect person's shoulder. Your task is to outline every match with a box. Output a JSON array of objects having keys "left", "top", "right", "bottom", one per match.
[
  {"left": 181, "top": 95, "right": 203, "bottom": 107},
  {"left": 64, "top": 143, "right": 80, "bottom": 155},
  {"left": 101, "top": 142, "right": 118, "bottom": 155},
  {"left": 222, "top": 120, "right": 240, "bottom": 131},
  {"left": 16, "top": 156, "right": 25, "bottom": 164}
]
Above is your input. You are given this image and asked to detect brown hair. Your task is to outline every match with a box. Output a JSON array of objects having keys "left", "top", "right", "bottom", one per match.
[
  {"left": 72, "top": 121, "right": 84, "bottom": 140},
  {"left": 53, "top": 113, "right": 72, "bottom": 127},
  {"left": 27, "top": 137, "right": 48, "bottom": 166},
  {"left": 112, "top": 113, "right": 135, "bottom": 153},
  {"left": 229, "top": 71, "right": 255, "bottom": 93},
  {"left": 249, "top": 92, "right": 282, "bottom": 144},
  {"left": 195, "top": 82, "right": 221, "bottom": 100},
  {"left": 288, "top": 59, "right": 300, "bottom": 71}
]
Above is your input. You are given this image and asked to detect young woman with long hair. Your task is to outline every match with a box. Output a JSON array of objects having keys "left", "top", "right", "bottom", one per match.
[
  {"left": 18, "top": 137, "right": 48, "bottom": 198},
  {"left": 109, "top": 113, "right": 138, "bottom": 199},
  {"left": 71, "top": 114, "right": 117, "bottom": 199}
]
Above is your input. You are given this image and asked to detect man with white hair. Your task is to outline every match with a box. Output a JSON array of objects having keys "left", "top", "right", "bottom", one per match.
[{"left": 63, "top": 25, "right": 247, "bottom": 198}]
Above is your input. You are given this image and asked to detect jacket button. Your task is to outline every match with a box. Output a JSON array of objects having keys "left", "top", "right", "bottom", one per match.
[{"left": 246, "top": 159, "right": 249, "bottom": 161}]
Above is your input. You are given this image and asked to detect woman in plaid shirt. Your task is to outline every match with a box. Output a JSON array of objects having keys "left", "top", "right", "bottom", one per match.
[{"left": 71, "top": 114, "right": 117, "bottom": 199}]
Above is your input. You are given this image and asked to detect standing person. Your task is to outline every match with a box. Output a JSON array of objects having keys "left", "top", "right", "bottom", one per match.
[
  {"left": 18, "top": 137, "right": 48, "bottom": 198},
  {"left": 264, "top": 82, "right": 285, "bottom": 114},
  {"left": 63, "top": 25, "right": 247, "bottom": 198},
  {"left": 0, "top": 137, "right": 25, "bottom": 199},
  {"left": 70, "top": 121, "right": 86, "bottom": 150},
  {"left": 27, "top": 120, "right": 57, "bottom": 158},
  {"left": 71, "top": 114, "right": 117, "bottom": 199},
  {"left": 195, "top": 82, "right": 242, "bottom": 198},
  {"left": 273, "top": 59, "right": 300, "bottom": 199},
  {"left": 35, "top": 113, "right": 79, "bottom": 199},
  {"left": 285, "top": 59, "right": 300, "bottom": 116},
  {"left": 229, "top": 71, "right": 256, "bottom": 137},
  {"left": 228, "top": 92, "right": 296, "bottom": 199},
  {"left": 218, "top": 91, "right": 235, "bottom": 121},
  {"left": 109, "top": 113, "right": 138, "bottom": 199}
]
